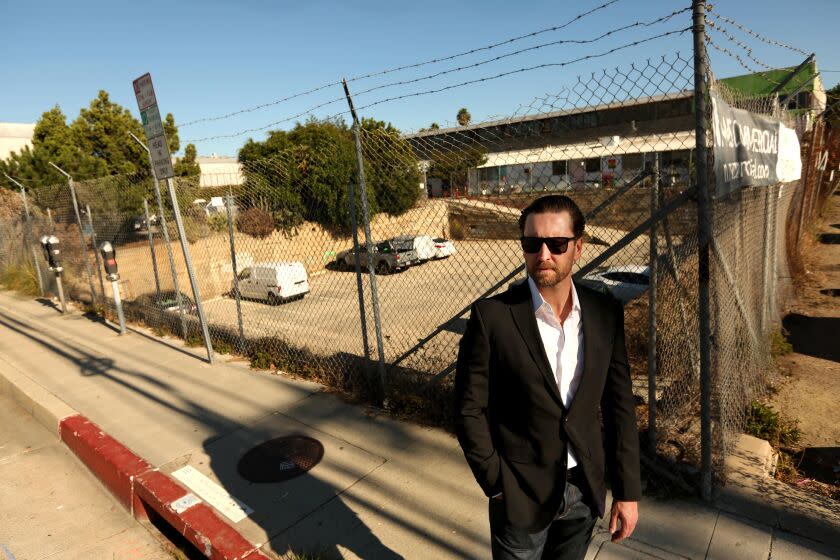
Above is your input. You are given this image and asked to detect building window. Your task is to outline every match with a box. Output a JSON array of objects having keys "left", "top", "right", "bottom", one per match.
[
  {"left": 585, "top": 158, "right": 601, "bottom": 173},
  {"left": 622, "top": 153, "right": 644, "bottom": 169},
  {"left": 552, "top": 160, "right": 567, "bottom": 176},
  {"left": 479, "top": 167, "right": 499, "bottom": 182}
]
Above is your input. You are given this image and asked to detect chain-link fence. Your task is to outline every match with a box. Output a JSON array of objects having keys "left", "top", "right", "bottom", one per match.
[{"left": 1, "top": 3, "right": 837, "bottom": 495}]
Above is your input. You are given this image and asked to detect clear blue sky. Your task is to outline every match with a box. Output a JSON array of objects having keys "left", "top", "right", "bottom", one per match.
[{"left": 3, "top": 0, "right": 838, "bottom": 157}]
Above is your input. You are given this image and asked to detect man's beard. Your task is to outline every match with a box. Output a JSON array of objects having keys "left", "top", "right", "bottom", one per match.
[{"left": 530, "top": 262, "right": 567, "bottom": 288}]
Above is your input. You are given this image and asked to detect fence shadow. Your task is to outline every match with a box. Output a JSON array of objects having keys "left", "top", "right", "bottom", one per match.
[
  {"left": 202, "top": 432, "right": 404, "bottom": 559},
  {"left": 782, "top": 313, "right": 840, "bottom": 363}
]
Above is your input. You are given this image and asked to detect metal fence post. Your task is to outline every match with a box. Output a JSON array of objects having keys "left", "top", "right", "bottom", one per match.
[
  {"left": 760, "top": 188, "right": 772, "bottom": 335},
  {"left": 165, "top": 177, "right": 214, "bottom": 364},
  {"left": 692, "top": 0, "right": 714, "bottom": 501},
  {"left": 5, "top": 175, "right": 44, "bottom": 297},
  {"left": 143, "top": 199, "right": 162, "bottom": 295},
  {"left": 768, "top": 185, "right": 780, "bottom": 321},
  {"left": 86, "top": 204, "right": 107, "bottom": 300},
  {"left": 648, "top": 154, "right": 659, "bottom": 456},
  {"left": 225, "top": 194, "right": 246, "bottom": 354},
  {"left": 49, "top": 162, "right": 98, "bottom": 306},
  {"left": 343, "top": 79, "right": 388, "bottom": 402},
  {"left": 796, "top": 120, "right": 820, "bottom": 243},
  {"left": 347, "top": 179, "right": 372, "bottom": 384},
  {"left": 130, "top": 132, "right": 188, "bottom": 339}
]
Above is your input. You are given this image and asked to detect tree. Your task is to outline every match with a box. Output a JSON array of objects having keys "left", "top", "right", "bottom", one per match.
[
  {"left": 361, "top": 118, "right": 421, "bottom": 215},
  {"left": 0, "top": 91, "right": 181, "bottom": 195},
  {"left": 237, "top": 116, "right": 422, "bottom": 233},
  {"left": 827, "top": 83, "right": 840, "bottom": 127},
  {"left": 164, "top": 113, "right": 180, "bottom": 154},
  {"left": 70, "top": 90, "right": 149, "bottom": 176},
  {"left": 427, "top": 145, "right": 486, "bottom": 195},
  {"left": 174, "top": 143, "right": 201, "bottom": 177},
  {"left": 456, "top": 108, "right": 472, "bottom": 127}
]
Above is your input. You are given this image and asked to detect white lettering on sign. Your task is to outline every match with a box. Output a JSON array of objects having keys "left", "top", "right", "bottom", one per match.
[
  {"left": 141, "top": 105, "right": 164, "bottom": 139},
  {"left": 132, "top": 73, "right": 157, "bottom": 111},
  {"left": 171, "top": 466, "right": 253, "bottom": 523},
  {"left": 133, "top": 72, "right": 174, "bottom": 179}
]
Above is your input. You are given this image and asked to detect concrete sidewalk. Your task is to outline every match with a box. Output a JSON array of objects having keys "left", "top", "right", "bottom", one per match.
[
  {"left": 0, "top": 392, "right": 173, "bottom": 559},
  {"left": 0, "top": 290, "right": 837, "bottom": 559}
]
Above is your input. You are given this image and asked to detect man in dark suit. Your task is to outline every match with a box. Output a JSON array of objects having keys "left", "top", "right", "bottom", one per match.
[{"left": 455, "top": 195, "right": 641, "bottom": 559}]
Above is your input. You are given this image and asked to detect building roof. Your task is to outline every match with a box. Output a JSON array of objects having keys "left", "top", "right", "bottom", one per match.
[
  {"left": 196, "top": 156, "right": 238, "bottom": 164},
  {"left": 720, "top": 60, "right": 822, "bottom": 97},
  {"left": 404, "top": 91, "right": 693, "bottom": 139}
]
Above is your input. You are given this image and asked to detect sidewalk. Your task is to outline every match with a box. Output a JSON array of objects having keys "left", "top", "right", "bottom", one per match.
[
  {"left": 0, "top": 392, "right": 172, "bottom": 559},
  {"left": 0, "top": 290, "right": 837, "bottom": 559}
]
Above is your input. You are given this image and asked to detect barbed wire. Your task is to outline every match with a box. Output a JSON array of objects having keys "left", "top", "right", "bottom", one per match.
[
  {"left": 352, "top": 28, "right": 691, "bottom": 114},
  {"left": 706, "top": 9, "right": 810, "bottom": 57},
  {"left": 177, "top": 0, "right": 622, "bottom": 129},
  {"left": 349, "top": 8, "right": 691, "bottom": 102},
  {"left": 185, "top": 27, "right": 690, "bottom": 145},
  {"left": 705, "top": 34, "right": 784, "bottom": 87},
  {"left": 706, "top": 19, "right": 774, "bottom": 71}
]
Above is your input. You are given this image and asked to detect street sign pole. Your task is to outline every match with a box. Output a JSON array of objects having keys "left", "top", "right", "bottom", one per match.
[{"left": 133, "top": 73, "right": 214, "bottom": 364}]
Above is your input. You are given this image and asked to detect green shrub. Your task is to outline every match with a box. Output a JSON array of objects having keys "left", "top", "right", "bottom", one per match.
[
  {"left": 237, "top": 207, "right": 275, "bottom": 239},
  {"left": 746, "top": 401, "right": 801, "bottom": 447},
  {"left": 770, "top": 328, "right": 793, "bottom": 357},
  {"left": 166, "top": 215, "right": 206, "bottom": 244},
  {"left": 208, "top": 213, "right": 229, "bottom": 233},
  {"left": 0, "top": 262, "right": 40, "bottom": 296}
]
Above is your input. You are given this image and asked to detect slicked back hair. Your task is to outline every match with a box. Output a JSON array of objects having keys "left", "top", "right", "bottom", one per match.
[{"left": 518, "top": 195, "right": 585, "bottom": 238}]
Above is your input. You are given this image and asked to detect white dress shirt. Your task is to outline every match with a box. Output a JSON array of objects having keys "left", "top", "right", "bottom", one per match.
[{"left": 527, "top": 277, "right": 585, "bottom": 469}]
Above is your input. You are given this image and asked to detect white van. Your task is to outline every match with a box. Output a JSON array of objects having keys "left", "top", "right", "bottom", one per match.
[
  {"left": 234, "top": 262, "right": 310, "bottom": 305},
  {"left": 393, "top": 235, "right": 437, "bottom": 262}
]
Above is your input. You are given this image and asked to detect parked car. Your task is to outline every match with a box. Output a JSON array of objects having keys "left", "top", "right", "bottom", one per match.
[
  {"left": 391, "top": 235, "right": 436, "bottom": 262},
  {"left": 132, "top": 214, "right": 158, "bottom": 232},
  {"left": 335, "top": 240, "right": 419, "bottom": 274},
  {"left": 233, "top": 262, "right": 310, "bottom": 305},
  {"left": 135, "top": 290, "right": 196, "bottom": 314},
  {"left": 578, "top": 265, "right": 649, "bottom": 304},
  {"left": 432, "top": 237, "right": 456, "bottom": 259}
]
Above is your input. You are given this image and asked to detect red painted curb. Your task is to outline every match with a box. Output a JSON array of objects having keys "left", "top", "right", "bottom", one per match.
[
  {"left": 59, "top": 414, "right": 270, "bottom": 560},
  {"left": 60, "top": 414, "right": 151, "bottom": 516}
]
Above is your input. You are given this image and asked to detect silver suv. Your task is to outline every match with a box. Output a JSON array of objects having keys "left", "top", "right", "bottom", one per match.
[{"left": 336, "top": 240, "right": 419, "bottom": 274}]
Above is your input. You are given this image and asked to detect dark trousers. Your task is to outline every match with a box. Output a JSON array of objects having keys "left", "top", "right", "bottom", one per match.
[{"left": 489, "top": 472, "right": 597, "bottom": 560}]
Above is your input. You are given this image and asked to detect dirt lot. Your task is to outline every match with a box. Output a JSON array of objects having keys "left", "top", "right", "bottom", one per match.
[
  {"left": 769, "top": 191, "right": 840, "bottom": 448},
  {"left": 93, "top": 198, "right": 656, "bottom": 373}
]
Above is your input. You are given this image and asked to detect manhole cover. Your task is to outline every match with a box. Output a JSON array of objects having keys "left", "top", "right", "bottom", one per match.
[
  {"left": 238, "top": 435, "right": 324, "bottom": 483},
  {"left": 820, "top": 288, "right": 840, "bottom": 297}
]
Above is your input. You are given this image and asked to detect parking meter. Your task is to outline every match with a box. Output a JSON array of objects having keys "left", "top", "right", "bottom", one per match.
[
  {"left": 99, "top": 241, "right": 119, "bottom": 281},
  {"left": 46, "top": 235, "right": 62, "bottom": 271},
  {"left": 39, "top": 235, "right": 51, "bottom": 267},
  {"left": 39, "top": 235, "right": 66, "bottom": 312},
  {"left": 39, "top": 235, "right": 62, "bottom": 271},
  {"left": 99, "top": 241, "right": 126, "bottom": 334}
]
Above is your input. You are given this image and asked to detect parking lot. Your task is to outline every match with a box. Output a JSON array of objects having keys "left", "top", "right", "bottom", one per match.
[{"left": 198, "top": 224, "right": 652, "bottom": 374}]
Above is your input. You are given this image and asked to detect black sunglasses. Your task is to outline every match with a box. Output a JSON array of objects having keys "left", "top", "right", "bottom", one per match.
[{"left": 520, "top": 236, "right": 577, "bottom": 254}]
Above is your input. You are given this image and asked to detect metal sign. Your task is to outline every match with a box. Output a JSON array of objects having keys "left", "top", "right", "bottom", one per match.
[
  {"left": 133, "top": 72, "right": 174, "bottom": 179},
  {"left": 140, "top": 105, "right": 164, "bottom": 139},
  {"left": 132, "top": 73, "right": 157, "bottom": 111}
]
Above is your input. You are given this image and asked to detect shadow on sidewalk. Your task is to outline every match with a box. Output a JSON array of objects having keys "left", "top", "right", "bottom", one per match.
[
  {"left": 201, "top": 431, "right": 404, "bottom": 559},
  {"left": 0, "top": 307, "right": 484, "bottom": 558}
]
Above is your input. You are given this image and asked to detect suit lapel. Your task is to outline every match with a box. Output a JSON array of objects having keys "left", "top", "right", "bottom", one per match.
[
  {"left": 567, "top": 284, "right": 601, "bottom": 419},
  {"left": 508, "top": 281, "right": 565, "bottom": 407}
]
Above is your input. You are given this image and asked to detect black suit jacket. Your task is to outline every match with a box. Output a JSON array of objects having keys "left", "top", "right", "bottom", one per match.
[{"left": 454, "top": 280, "right": 641, "bottom": 532}]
